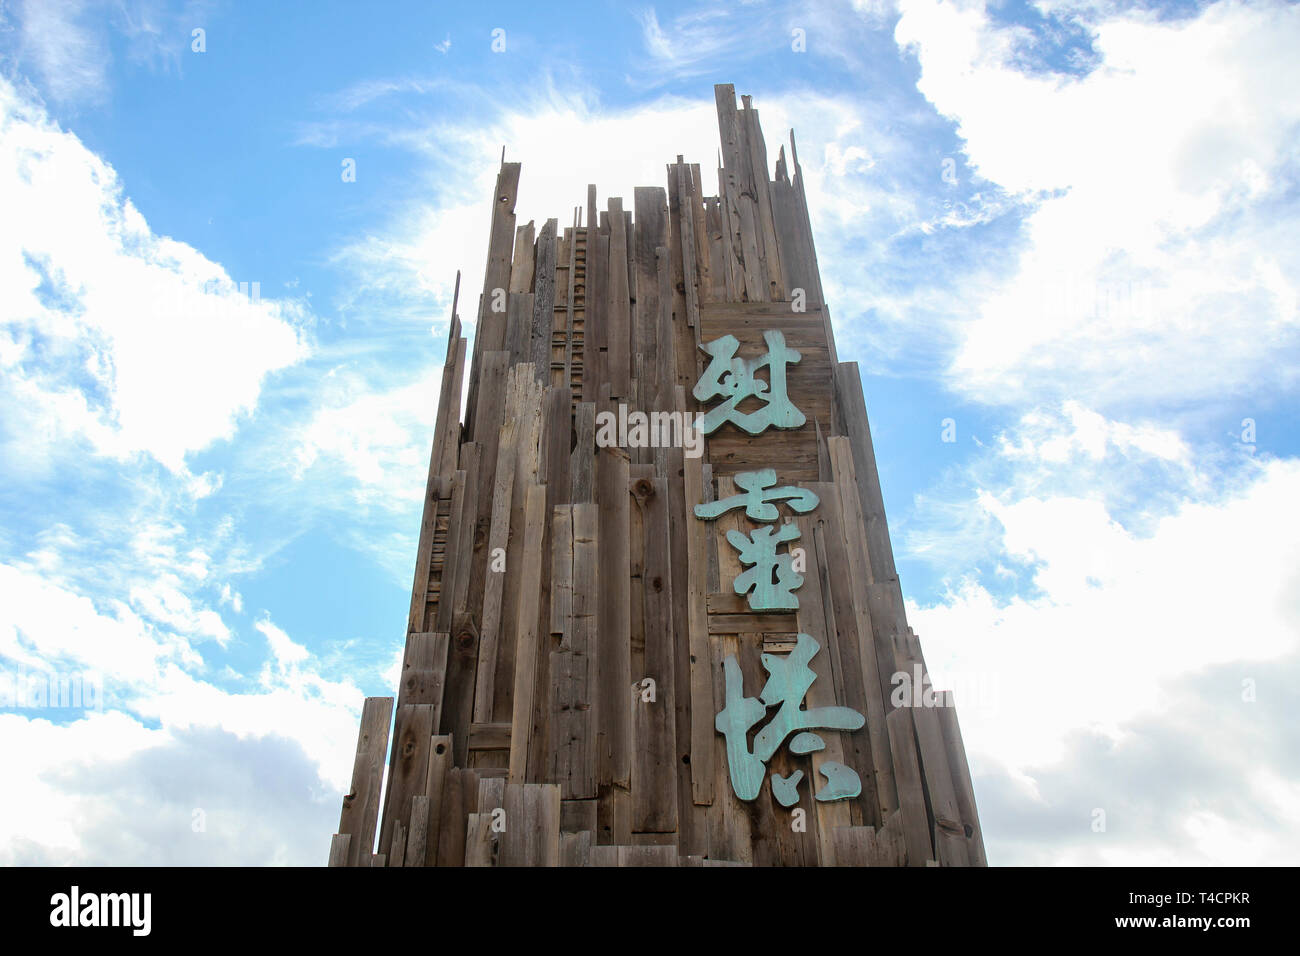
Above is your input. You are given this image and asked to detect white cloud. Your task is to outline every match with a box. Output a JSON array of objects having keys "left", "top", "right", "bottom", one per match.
[
  {"left": 292, "top": 366, "right": 443, "bottom": 509},
  {"left": 907, "top": 404, "right": 1300, "bottom": 863},
  {"left": 0, "top": 75, "right": 309, "bottom": 472},
  {"left": 3, "top": 0, "right": 198, "bottom": 105},
  {"left": 894, "top": 0, "right": 1300, "bottom": 408},
  {"left": 255, "top": 614, "right": 309, "bottom": 669}
]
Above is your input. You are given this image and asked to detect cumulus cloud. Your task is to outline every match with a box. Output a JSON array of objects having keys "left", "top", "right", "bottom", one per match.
[
  {"left": 906, "top": 404, "right": 1300, "bottom": 863},
  {"left": 0, "top": 75, "right": 309, "bottom": 472},
  {"left": 0, "top": 715, "right": 340, "bottom": 865},
  {"left": 893, "top": 0, "right": 1300, "bottom": 409}
]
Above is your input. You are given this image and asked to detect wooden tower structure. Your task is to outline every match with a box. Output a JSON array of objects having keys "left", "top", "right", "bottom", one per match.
[{"left": 327, "top": 84, "right": 986, "bottom": 867}]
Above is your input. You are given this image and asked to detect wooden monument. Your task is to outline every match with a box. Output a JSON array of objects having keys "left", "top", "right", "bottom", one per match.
[{"left": 326, "top": 84, "right": 986, "bottom": 867}]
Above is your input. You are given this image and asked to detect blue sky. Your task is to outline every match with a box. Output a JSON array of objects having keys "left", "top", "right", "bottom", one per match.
[{"left": 1, "top": 0, "right": 1297, "bottom": 865}]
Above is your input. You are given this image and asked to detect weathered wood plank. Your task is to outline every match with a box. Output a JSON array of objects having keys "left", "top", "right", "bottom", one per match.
[
  {"left": 630, "top": 474, "right": 678, "bottom": 832},
  {"left": 938, "top": 699, "right": 987, "bottom": 866},
  {"left": 606, "top": 198, "right": 631, "bottom": 400},
  {"left": 683, "top": 450, "right": 715, "bottom": 806},
  {"left": 474, "top": 364, "right": 543, "bottom": 722},
  {"left": 465, "top": 162, "right": 520, "bottom": 427},
  {"left": 378, "top": 702, "right": 435, "bottom": 860},
  {"left": 421, "top": 734, "right": 452, "bottom": 865},
  {"left": 885, "top": 706, "right": 933, "bottom": 867},
  {"left": 561, "top": 830, "right": 591, "bottom": 867},
  {"left": 595, "top": 448, "right": 632, "bottom": 844},
  {"left": 531, "top": 219, "right": 558, "bottom": 385},
  {"left": 337, "top": 696, "right": 393, "bottom": 867},
  {"left": 327, "top": 832, "right": 350, "bottom": 868},
  {"left": 551, "top": 503, "right": 598, "bottom": 798},
  {"left": 570, "top": 401, "right": 596, "bottom": 503},
  {"left": 743, "top": 104, "right": 783, "bottom": 300},
  {"left": 433, "top": 767, "right": 474, "bottom": 868},
  {"left": 404, "top": 794, "right": 430, "bottom": 866},
  {"left": 509, "top": 484, "right": 547, "bottom": 783}
]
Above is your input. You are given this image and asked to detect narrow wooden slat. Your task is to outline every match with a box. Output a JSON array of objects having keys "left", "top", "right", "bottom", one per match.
[
  {"left": 475, "top": 364, "right": 542, "bottom": 722},
  {"left": 389, "top": 821, "right": 406, "bottom": 867},
  {"left": 633, "top": 187, "right": 667, "bottom": 391},
  {"left": 570, "top": 402, "right": 596, "bottom": 503},
  {"left": 531, "top": 219, "right": 558, "bottom": 384},
  {"left": 509, "top": 484, "right": 548, "bottom": 783},
  {"left": 595, "top": 448, "right": 632, "bottom": 844},
  {"left": 715, "top": 84, "right": 765, "bottom": 301},
  {"left": 683, "top": 451, "right": 714, "bottom": 806},
  {"left": 911, "top": 684, "right": 969, "bottom": 864},
  {"left": 465, "top": 163, "right": 521, "bottom": 429},
  {"left": 938, "top": 700, "right": 987, "bottom": 866},
  {"left": 448, "top": 443, "right": 482, "bottom": 620},
  {"left": 505, "top": 292, "right": 535, "bottom": 367},
  {"left": 530, "top": 783, "right": 562, "bottom": 866},
  {"left": 885, "top": 706, "right": 933, "bottom": 867},
  {"left": 509, "top": 221, "right": 536, "bottom": 294},
  {"left": 742, "top": 104, "right": 783, "bottom": 300},
  {"left": 434, "top": 768, "right": 478, "bottom": 868},
  {"left": 337, "top": 696, "right": 393, "bottom": 867},
  {"left": 606, "top": 198, "right": 631, "bottom": 400},
  {"left": 404, "top": 795, "right": 429, "bottom": 866},
  {"left": 422, "top": 734, "right": 453, "bottom": 865},
  {"left": 676, "top": 164, "right": 702, "bottom": 331},
  {"left": 630, "top": 474, "right": 678, "bottom": 833},
  {"left": 706, "top": 633, "right": 753, "bottom": 864},
  {"left": 551, "top": 503, "right": 598, "bottom": 798},
  {"left": 586, "top": 231, "right": 609, "bottom": 403}
]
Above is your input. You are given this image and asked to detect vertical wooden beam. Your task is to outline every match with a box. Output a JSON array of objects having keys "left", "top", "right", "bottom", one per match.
[
  {"left": 938, "top": 702, "right": 988, "bottom": 866},
  {"left": 531, "top": 219, "right": 558, "bottom": 385},
  {"left": 337, "top": 696, "right": 393, "bottom": 867},
  {"left": 595, "top": 448, "right": 632, "bottom": 843},
  {"left": 466, "top": 162, "right": 521, "bottom": 428},
  {"left": 682, "top": 451, "right": 715, "bottom": 806},
  {"left": 474, "top": 364, "right": 542, "bottom": 723},
  {"left": 421, "top": 734, "right": 453, "bottom": 865},
  {"left": 630, "top": 474, "right": 679, "bottom": 832},
  {"left": 606, "top": 198, "right": 631, "bottom": 400},
  {"left": 885, "top": 706, "right": 933, "bottom": 866},
  {"left": 508, "top": 484, "right": 548, "bottom": 783}
]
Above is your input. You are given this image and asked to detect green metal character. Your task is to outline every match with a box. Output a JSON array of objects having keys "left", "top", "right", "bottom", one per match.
[
  {"left": 693, "top": 330, "right": 806, "bottom": 435},
  {"left": 715, "top": 633, "right": 865, "bottom": 804},
  {"left": 727, "top": 523, "right": 804, "bottom": 611},
  {"left": 693, "top": 468, "right": 819, "bottom": 522}
]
